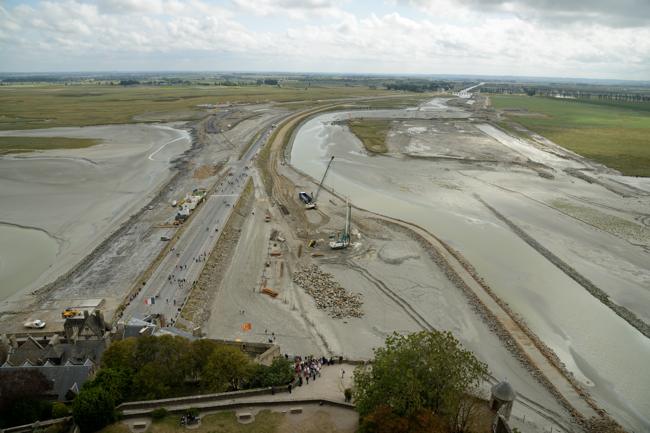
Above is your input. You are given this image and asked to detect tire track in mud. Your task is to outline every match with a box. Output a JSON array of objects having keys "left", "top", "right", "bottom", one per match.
[
  {"left": 337, "top": 222, "right": 596, "bottom": 431},
  {"left": 341, "top": 260, "right": 435, "bottom": 331}
]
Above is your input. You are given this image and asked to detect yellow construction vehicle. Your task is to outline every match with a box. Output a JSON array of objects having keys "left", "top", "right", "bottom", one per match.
[{"left": 62, "top": 308, "right": 80, "bottom": 318}]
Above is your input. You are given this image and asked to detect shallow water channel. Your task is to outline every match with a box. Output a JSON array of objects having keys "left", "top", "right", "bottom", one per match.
[
  {"left": 0, "top": 223, "right": 58, "bottom": 301},
  {"left": 290, "top": 106, "right": 650, "bottom": 432}
]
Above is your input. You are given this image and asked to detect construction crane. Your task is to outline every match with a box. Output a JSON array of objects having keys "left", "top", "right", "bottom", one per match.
[
  {"left": 330, "top": 198, "right": 351, "bottom": 250},
  {"left": 305, "top": 156, "right": 335, "bottom": 209}
]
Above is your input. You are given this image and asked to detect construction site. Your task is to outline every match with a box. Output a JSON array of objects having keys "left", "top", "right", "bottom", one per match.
[
  {"left": 1, "top": 88, "right": 649, "bottom": 433},
  {"left": 187, "top": 94, "right": 650, "bottom": 433}
]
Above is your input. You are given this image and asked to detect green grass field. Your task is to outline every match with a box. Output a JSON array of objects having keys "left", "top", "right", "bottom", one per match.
[
  {"left": 0, "top": 136, "right": 100, "bottom": 154},
  {"left": 101, "top": 411, "right": 283, "bottom": 433},
  {"left": 347, "top": 119, "right": 392, "bottom": 154},
  {"left": 0, "top": 85, "right": 392, "bottom": 131},
  {"left": 491, "top": 95, "right": 650, "bottom": 176}
]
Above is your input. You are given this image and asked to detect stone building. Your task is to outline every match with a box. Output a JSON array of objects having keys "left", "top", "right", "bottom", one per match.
[
  {"left": 0, "top": 310, "right": 110, "bottom": 401},
  {"left": 490, "top": 381, "right": 516, "bottom": 421}
]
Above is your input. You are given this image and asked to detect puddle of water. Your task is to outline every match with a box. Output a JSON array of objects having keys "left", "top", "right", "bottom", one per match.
[{"left": 0, "top": 223, "right": 58, "bottom": 301}]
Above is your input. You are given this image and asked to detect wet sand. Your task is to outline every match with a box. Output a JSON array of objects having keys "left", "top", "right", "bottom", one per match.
[
  {"left": 0, "top": 124, "right": 191, "bottom": 303},
  {"left": 290, "top": 101, "right": 650, "bottom": 432}
]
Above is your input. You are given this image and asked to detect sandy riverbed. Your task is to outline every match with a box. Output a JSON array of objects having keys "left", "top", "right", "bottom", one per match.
[
  {"left": 0, "top": 124, "right": 191, "bottom": 303},
  {"left": 289, "top": 100, "right": 650, "bottom": 432}
]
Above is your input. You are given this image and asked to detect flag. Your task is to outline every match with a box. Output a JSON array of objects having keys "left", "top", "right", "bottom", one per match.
[{"left": 144, "top": 297, "right": 155, "bottom": 305}]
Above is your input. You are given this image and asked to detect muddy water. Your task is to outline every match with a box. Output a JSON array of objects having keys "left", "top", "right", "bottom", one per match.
[
  {"left": 0, "top": 124, "right": 191, "bottom": 304},
  {"left": 290, "top": 107, "right": 650, "bottom": 432},
  {"left": 0, "top": 223, "right": 58, "bottom": 300}
]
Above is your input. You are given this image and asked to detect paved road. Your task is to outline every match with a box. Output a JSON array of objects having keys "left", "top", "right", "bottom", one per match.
[
  {"left": 122, "top": 125, "right": 274, "bottom": 324},
  {"left": 456, "top": 82, "right": 485, "bottom": 98}
]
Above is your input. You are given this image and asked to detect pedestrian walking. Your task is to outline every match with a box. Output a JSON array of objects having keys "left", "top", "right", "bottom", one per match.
[
  {"left": 288, "top": 383, "right": 292, "bottom": 394},
  {"left": 341, "top": 369, "right": 345, "bottom": 379}
]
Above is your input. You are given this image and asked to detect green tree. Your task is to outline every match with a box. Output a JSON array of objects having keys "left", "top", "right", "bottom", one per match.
[
  {"left": 86, "top": 368, "right": 133, "bottom": 404},
  {"left": 354, "top": 331, "right": 487, "bottom": 426},
  {"left": 72, "top": 387, "right": 115, "bottom": 433},
  {"left": 133, "top": 335, "right": 191, "bottom": 389},
  {"left": 248, "top": 357, "right": 294, "bottom": 388},
  {"left": 132, "top": 363, "right": 171, "bottom": 400},
  {"left": 101, "top": 338, "right": 137, "bottom": 371},
  {"left": 188, "top": 339, "right": 219, "bottom": 382},
  {"left": 51, "top": 402, "right": 70, "bottom": 418},
  {"left": 202, "top": 345, "right": 252, "bottom": 392}
]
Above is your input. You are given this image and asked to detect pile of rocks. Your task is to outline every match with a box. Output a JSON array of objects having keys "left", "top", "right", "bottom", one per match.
[{"left": 293, "top": 264, "right": 364, "bottom": 319}]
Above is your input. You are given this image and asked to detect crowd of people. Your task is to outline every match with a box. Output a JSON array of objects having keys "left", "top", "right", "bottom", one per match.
[{"left": 286, "top": 355, "right": 345, "bottom": 392}]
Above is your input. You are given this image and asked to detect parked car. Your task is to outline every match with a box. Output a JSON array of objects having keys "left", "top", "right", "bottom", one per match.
[{"left": 24, "top": 319, "right": 46, "bottom": 329}]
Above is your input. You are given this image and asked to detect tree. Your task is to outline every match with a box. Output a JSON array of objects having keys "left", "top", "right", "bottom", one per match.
[
  {"left": 101, "top": 338, "right": 137, "bottom": 371},
  {"left": 132, "top": 363, "right": 171, "bottom": 400},
  {"left": 202, "top": 345, "right": 252, "bottom": 392},
  {"left": 0, "top": 370, "right": 53, "bottom": 428},
  {"left": 100, "top": 335, "right": 191, "bottom": 400},
  {"left": 86, "top": 368, "right": 133, "bottom": 404},
  {"left": 188, "top": 339, "right": 220, "bottom": 382},
  {"left": 354, "top": 331, "right": 487, "bottom": 426},
  {"left": 51, "top": 402, "right": 70, "bottom": 418},
  {"left": 248, "top": 357, "right": 294, "bottom": 388},
  {"left": 72, "top": 387, "right": 115, "bottom": 433},
  {"left": 132, "top": 335, "right": 191, "bottom": 388}
]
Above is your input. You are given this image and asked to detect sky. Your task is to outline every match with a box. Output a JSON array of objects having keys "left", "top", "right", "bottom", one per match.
[{"left": 1, "top": 0, "right": 649, "bottom": 80}]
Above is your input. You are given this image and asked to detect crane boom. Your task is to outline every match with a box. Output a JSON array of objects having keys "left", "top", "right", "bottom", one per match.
[
  {"left": 306, "top": 156, "right": 334, "bottom": 209},
  {"left": 313, "top": 156, "right": 335, "bottom": 202},
  {"left": 344, "top": 199, "right": 351, "bottom": 240}
]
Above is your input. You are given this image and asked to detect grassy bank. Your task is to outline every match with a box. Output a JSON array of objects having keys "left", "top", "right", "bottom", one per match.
[
  {"left": 491, "top": 95, "right": 650, "bottom": 176},
  {"left": 0, "top": 136, "right": 100, "bottom": 154},
  {"left": 102, "top": 411, "right": 283, "bottom": 433},
  {"left": 346, "top": 119, "right": 392, "bottom": 154},
  {"left": 0, "top": 85, "right": 392, "bottom": 130}
]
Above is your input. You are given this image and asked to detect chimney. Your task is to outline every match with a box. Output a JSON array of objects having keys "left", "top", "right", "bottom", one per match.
[
  {"left": 95, "top": 310, "right": 106, "bottom": 330},
  {"left": 48, "top": 334, "right": 60, "bottom": 347}
]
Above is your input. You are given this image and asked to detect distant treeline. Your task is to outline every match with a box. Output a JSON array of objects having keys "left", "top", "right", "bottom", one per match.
[
  {"left": 482, "top": 85, "right": 650, "bottom": 102},
  {"left": 1, "top": 75, "right": 70, "bottom": 82},
  {"left": 2, "top": 77, "right": 284, "bottom": 87},
  {"left": 384, "top": 80, "right": 456, "bottom": 92}
]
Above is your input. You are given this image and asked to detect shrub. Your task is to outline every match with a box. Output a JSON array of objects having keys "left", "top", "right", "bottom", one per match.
[{"left": 51, "top": 402, "right": 69, "bottom": 418}]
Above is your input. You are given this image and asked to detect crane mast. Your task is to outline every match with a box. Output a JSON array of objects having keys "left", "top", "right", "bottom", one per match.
[
  {"left": 329, "top": 198, "right": 351, "bottom": 250},
  {"left": 306, "top": 156, "right": 334, "bottom": 209}
]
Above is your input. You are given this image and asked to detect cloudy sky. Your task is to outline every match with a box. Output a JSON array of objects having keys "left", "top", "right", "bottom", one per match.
[{"left": 1, "top": 0, "right": 649, "bottom": 80}]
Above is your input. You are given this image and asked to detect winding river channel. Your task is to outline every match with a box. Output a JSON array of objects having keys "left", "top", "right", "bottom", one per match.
[{"left": 289, "top": 102, "right": 650, "bottom": 432}]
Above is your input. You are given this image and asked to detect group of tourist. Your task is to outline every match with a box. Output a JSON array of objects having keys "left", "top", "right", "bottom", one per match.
[{"left": 286, "top": 355, "right": 345, "bottom": 393}]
